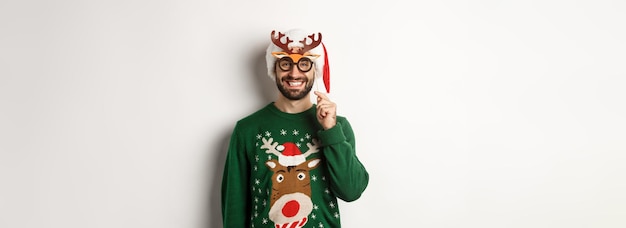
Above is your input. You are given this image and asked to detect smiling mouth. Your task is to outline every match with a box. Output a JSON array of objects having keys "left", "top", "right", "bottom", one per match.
[
  {"left": 288, "top": 81, "right": 303, "bottom": 86},
  {"left": 283, "top": 79, "right": 306, "bottom": 88}
]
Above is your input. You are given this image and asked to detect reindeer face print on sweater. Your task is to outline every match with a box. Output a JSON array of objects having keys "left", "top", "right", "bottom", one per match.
[{"left": 254, "top": 129, "right": 322, "bottom": 228}]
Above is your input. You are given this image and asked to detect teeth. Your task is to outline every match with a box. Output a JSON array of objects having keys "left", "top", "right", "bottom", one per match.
[{"left": 288, "top": 82, "right": 303, "bottom": 86}]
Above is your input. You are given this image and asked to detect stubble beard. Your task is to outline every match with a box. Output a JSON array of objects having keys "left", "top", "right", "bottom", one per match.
[{"left": 276, "top": 76, "right": 314, "bottom": 101}]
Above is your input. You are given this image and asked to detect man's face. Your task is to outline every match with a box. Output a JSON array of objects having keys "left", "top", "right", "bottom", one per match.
[{"left": 274, "top": 58, "right": 316, "bottom": 100}]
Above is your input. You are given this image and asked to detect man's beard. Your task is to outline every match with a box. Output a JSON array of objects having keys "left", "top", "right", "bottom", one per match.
[{"left": 276, "top": 77, "right": 314, "bottom": 101}]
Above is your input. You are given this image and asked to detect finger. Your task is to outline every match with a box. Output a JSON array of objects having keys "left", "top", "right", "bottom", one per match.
[
  {"left": 314, "top": 91, "right": 330, "bottom": 101},
  {"left": 318, "top": 104, "right": 335, "bottom": 114},
  {"left": 316, "top": 98, "right": 335, "bottom": 107},
  {"left": 318, "top": 110, "right": 326, "bottom": 118},
  {"left": 319, "top": 105, "right": 331, "bottom": 117},
  {"left": 316, "top": 100, "right": 327, "bottom": 107},
  {"left": 317, "top": 105, "right": 326, "bottom": 117},
  {"left": 319, "top": 106, "right": 335, "bottom": 118}
]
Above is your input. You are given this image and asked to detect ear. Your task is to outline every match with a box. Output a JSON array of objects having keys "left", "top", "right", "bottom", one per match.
[
  {"left": 304, "top": 53, "right": 320, "bottom": 60},
  {"left": 307, "top": 159, "right": 321, "bottom": 169},
  {"left": 266, "top": 160, "right": 279, "bottom": 170},
  {"left": 272, "top": 52, "right": 290, "bottom": 59}
]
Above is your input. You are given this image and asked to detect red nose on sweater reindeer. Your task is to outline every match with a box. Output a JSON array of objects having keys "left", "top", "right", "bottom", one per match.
[{"left": 261, "top": 137, "right": 321, "bottom": 228}]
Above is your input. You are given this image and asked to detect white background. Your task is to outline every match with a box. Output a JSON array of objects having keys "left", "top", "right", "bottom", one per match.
[{"left": 1, "top": 0, "right": 625, "bottom": 227}]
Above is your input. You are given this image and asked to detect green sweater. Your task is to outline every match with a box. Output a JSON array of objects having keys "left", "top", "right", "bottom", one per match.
[{"left": 222, "top": 103, "right": 369, "bottom": 228}]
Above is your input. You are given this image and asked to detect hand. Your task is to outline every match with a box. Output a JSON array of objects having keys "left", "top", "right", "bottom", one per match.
[{"left": 315, "top": 91, "right": 336, "bottom": 130}]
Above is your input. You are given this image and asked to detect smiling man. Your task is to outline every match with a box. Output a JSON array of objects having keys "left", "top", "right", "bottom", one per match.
[{"left": 221, "top": 29, "right": 369, "bottom": 228}]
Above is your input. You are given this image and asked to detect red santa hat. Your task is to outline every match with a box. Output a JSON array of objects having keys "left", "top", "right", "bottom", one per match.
[{"left": 266, "top": 28, "right": 331, "bottom": 93}]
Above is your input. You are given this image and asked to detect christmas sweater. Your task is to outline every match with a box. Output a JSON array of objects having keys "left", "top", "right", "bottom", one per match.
[{"left": 222, "top": 103, "right": 369, "bottom": 228}]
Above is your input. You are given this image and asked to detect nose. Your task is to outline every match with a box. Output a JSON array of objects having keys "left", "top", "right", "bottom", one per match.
[
  {"left": 289, "top": 65, "right": 305, "bottom": 76},
  {"left": 281, "top": 200, "right": 300, "bottom": 217}
]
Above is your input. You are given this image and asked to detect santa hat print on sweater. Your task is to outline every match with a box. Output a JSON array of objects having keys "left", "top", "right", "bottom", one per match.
[
  {"left": 265, "top": 28, "right": 331, "bottom": 93},
  {"left": 276, "top": 142, "right": 306, "bottom": 167}
]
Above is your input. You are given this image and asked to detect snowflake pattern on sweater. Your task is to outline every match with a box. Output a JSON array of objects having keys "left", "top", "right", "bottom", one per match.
[{"left": 250, "top": 128, "right": 339, "bottom": 228}]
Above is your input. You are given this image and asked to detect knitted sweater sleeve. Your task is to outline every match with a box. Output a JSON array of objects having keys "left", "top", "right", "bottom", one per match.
[
  {"left": 221, "top": 123, "right": 251, "bottom": 227},
  {"left": 317, "top": 117, "right": 369, "bottom": 202}
]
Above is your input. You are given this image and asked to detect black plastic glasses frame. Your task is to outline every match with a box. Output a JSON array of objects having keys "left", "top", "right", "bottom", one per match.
[{"left": 277, "top": 57, "right": 314, "bottom": 72}]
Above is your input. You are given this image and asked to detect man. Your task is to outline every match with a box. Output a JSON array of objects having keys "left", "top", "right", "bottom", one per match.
[{"left": 221, "top": 29, "right": 369, "bottom": 228}]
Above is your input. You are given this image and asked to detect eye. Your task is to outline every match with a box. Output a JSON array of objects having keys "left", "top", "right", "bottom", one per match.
[
  {"left": 280, "top": 61, "right": 291, "bottom": 68},
  {"left": 299, "top": 61, "right": 310, "bottom": 68},
  {"left": 276, "top": 174, "right": 284, "bottom": 183},
  {"left": 300, "top": 59, "right": 312, "bottom": 66},
  {"left": 277, "top": 58, "right": 293, "bottom": 71},
  {"left": 297, "top": 172, "right": 306, "bottom": 180}
]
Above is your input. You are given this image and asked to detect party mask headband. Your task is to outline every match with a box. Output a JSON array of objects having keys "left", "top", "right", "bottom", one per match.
[
  {"left": 270, "top": 31, "right": 321, "bottom": 62},
  {"left": 270, "top": 30, "right": 331, "bottom": 93}
]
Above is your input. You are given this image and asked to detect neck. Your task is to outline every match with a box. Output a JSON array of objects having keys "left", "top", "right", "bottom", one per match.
[{"left": 274, "top": 94, "right": 313, "bottom": 113}]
